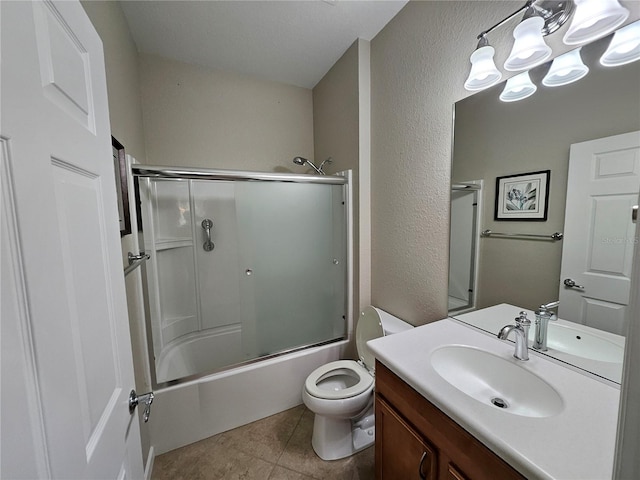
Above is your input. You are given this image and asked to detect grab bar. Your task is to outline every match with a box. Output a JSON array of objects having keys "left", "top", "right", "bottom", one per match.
[
  {"left": 201, "top": 219, "right": 215, "bottom": 252},
  {"left": 481, "top": 230, "right": 563, "bottom": 241},
  {"left": 124, "top": 252, "right": 150, "bottom": 276}
]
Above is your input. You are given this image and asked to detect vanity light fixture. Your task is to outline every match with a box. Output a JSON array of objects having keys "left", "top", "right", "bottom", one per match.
[
  {"left": 504, "top": 16, "right": 552, "bottom": 71},
  {"left": 542, "top": 47, "right": 589, "bottom": 86},
  {"left": 464, "top": 0, "right": 574, "bottom": 91},
  {"left": 600, "top": 20, "right": 640, "bottom": 67},
  {"left": 464, "top": 0, "right": 636, "bottom": 95},
  {"left": 464, "top": 35, "right": 503, "bottom": 91},
  {"left": 499, "top": 71, "right": 537, "bottom": 102},
  {"left": 563, "top": 0, "right": 630, "bottom": 45}
]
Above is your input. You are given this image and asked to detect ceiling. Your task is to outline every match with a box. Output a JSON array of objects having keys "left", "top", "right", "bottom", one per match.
[{"left": 120, "top": 0, "right": 408, "bottom": 89}]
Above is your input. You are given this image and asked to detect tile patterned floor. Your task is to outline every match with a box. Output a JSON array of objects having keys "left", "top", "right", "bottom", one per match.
[{"left": 152, "top": 405, "right": 374, "bottom": 480}]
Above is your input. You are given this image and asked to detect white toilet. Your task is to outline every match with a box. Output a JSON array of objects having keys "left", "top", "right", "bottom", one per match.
[{"left": 302, "top": 306, "right": 412, "bottom": 460}]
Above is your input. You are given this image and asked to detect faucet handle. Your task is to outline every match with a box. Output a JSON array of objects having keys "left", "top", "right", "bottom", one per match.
[
  {"left": 539, "top": 301, "right": 559, "bottom": 311},
  {"left": 535, "top": 302, "right": 558, "bottom": 321},
  {"left": 516, "top": 311, "right": 531, "bottom": 326}
]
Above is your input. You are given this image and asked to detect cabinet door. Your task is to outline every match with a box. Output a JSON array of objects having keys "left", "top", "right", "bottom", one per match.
[
  {"left": 376, "top": 397, "right": 437, "bottom": 479},
  {"left": 447, "top": 463, "right": 469, "bottom": 480}
]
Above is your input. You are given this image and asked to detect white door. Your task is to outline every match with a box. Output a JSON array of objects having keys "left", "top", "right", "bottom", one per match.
[
  {"left": 559, "top": 131, "right": 640, "bottom": 335},
  {"left": 1, "top": 1, "right": 143, "bottom": 478}
]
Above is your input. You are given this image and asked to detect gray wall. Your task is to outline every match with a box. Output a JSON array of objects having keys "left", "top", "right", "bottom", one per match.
[
  {"left": 138, "top": 53, "right": 314, "bottom": 171},
  {"left": 312, "top": 40, "right": 370, "bottom": 329}
]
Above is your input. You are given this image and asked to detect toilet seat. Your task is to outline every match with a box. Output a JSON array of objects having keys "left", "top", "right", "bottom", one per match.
[
  {"left": 305, "top": 360, "right": 373, "bottom": 400},
  {"left": 305, "top": 307, "right": 388, "bottom": 401}
]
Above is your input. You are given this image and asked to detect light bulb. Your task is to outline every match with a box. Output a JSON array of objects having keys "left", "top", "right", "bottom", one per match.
[
  {"left": 504, "top": 17, "right": 552, "bottom": 71},
  {"left": 500, "top": 71, "right": 537, "bottom": 102},
  {"left": 600, "top": 20, "right": 640, "bottom": 67},
  {"left": 542, "top": 48, "right": 589, "bottom": 87},
  {"left": 464, "top": 45, "right": 502, "bottom": 91},
  {"left": 563, "top": 0, "right": 629, "bottom": 45}
]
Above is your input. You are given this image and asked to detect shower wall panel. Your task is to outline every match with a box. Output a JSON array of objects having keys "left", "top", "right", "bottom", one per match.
[{"left": 192, "top": 181, "right": 242, "bottom": 332}]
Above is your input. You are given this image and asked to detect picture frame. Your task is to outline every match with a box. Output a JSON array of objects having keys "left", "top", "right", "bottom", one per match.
[
  {"left": 112, "top": 136, "right": 131, "bottom": 236},
  {"left": 494, "top": 170, "right": 550, "bottom": 221}
]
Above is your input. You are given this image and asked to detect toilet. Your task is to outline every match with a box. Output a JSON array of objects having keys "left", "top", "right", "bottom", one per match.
[{"left": 302, "top": 306, "right": 412, "bottom": 460}]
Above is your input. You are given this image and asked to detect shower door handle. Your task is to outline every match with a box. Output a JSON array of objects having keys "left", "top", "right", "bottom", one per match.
[{"left": 201, "top": 219, "right": 214, "bottom": 252}]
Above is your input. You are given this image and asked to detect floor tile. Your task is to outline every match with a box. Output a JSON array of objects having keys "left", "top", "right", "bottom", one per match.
[
  {"left": 268, "top": 465, "right": 316, "bottom": 480},
  {"left": 217, "top": 405, "right": 305, "bottom": 463},
  {"left": 189, "top": 443, "right": 275, "bottom": 480},
  {"left": 350, "top": 446, "right": 374, "bottom": 480},
  {"left": 152, "top": 405, "right": 374, "bottom": 480},
  {"left": 277, "top": 410, "right": 373, "bottom": 480},
  {"left": 151, "top": 435, "right": 220, "bottom": 480}
]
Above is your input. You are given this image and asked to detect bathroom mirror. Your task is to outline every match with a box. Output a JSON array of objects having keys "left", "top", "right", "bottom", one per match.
[{"left": 449, "top": 32, "right": 640, "bottom": 384}]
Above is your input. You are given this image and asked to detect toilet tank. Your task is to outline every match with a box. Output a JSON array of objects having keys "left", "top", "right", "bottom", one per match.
[{"left": 376, "top": 308, "right": 413, "bottom": 335}]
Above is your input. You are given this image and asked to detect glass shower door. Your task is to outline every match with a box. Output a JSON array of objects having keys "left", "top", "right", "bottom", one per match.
[{"left": 235, "top": 181, "right": 347, "bottom": 358}]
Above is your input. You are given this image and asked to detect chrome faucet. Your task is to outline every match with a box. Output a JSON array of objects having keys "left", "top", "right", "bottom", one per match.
[
  {"left": 533, "top": 301, "right": 559, "bottom": 351},
  {"left": 498, "top": 311, "right": 531, "bottom": 361}
]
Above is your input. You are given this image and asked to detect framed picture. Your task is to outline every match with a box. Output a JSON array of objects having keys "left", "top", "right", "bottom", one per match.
[
  {"left": 494, "top": 170, "right": 550, "bottom": 221},
  {"left": 112, "top": 136, "right": 131, "bottom": 236}
]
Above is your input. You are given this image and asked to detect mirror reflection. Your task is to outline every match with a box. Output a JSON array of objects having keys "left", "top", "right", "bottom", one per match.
[{"left": 449, "top": 33, "right": 640, "bottom": 383}]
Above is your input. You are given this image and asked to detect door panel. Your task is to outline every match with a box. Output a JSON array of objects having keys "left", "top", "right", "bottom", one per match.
[
  {"left": 559, "top": 131, "right": 640, "bottom": 335},
  {"left": 1, "top": 1, "right": 143, "bottom": 478}
]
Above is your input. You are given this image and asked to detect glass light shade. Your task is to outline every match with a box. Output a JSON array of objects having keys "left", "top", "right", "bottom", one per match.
[
  {"left": 504, "top": 17, "right": 552, "bottom": 71},
  {"left": 600, "top": 20, "right": 640, "bottom": 67},
  {"left": 500, "top": 72, "right": 537, "bottom": 102},
  {"left": 563, "top": 0, "right": 629, "bottom": 45},
  {"left": 542, "top": 48, "right": 589, "bottom": 87},
  {"left": 464, "top": 45, "right": 502, "bottom": 91}
]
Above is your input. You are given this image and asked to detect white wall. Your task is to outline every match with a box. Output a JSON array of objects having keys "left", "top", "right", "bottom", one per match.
[{"left": 138, "top": 54, "right": 314, "bottom": 171}]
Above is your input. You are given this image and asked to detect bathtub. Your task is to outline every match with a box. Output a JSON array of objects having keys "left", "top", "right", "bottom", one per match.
[
  {"left": 149, "top": 338, "right": 349, "bottom": 455},
  {"left": 155, "top": 325, "right": 244, "bottom": 384}
]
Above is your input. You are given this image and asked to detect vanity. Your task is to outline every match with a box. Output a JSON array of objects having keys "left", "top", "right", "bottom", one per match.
[
  {"left": 375, "top": 361, "right": 523, "bottom": 480},
  {"left": 368, "top": 317, "right": 620, "bottom": 479}
]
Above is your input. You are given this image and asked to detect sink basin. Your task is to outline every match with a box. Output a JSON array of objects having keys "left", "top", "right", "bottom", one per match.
[
  {"left": 430, "top": 345, "right": 564, "bottom": 417},
  {"left": 546, "top": 324, "right": 624, "bottom": 363}
]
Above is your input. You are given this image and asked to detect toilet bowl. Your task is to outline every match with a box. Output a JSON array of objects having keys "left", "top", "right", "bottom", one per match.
[{"left": 302, "top": 306, "right": 412, "bottom": 460}]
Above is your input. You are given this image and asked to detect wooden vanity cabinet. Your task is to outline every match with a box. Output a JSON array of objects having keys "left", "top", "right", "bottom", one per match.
[{"left": 374, "top": 361, "right": 525, "bottom": 480}]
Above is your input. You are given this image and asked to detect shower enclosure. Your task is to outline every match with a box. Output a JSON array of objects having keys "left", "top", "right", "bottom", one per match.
[
  {"left": 134, "top": 166, "right": 349, "bottom": 386},
  {"left": 448, "top": 182, "right": 481, "bottom": 313}
]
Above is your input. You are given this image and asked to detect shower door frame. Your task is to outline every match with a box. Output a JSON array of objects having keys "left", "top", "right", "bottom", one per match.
[
  {"left": 132, "top": 165, "right": 353, "bottom": 389},
  {"left": 448, "top": 181, "right": 482, "bottom": 314}
]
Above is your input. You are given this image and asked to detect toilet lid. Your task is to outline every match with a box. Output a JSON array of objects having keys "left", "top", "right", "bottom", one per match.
[{"left": 356, "top": 306, "right": 385, "bottom": 371}]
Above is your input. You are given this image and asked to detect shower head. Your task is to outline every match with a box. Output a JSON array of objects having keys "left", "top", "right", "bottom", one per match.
[{"left": 292, "top": 156, "right": 323, "bottom": 175}]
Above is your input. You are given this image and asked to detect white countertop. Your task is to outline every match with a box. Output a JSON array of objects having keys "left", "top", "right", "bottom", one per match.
[{"left": 368, "top": 318, "right": 620, "bottom": 480}]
